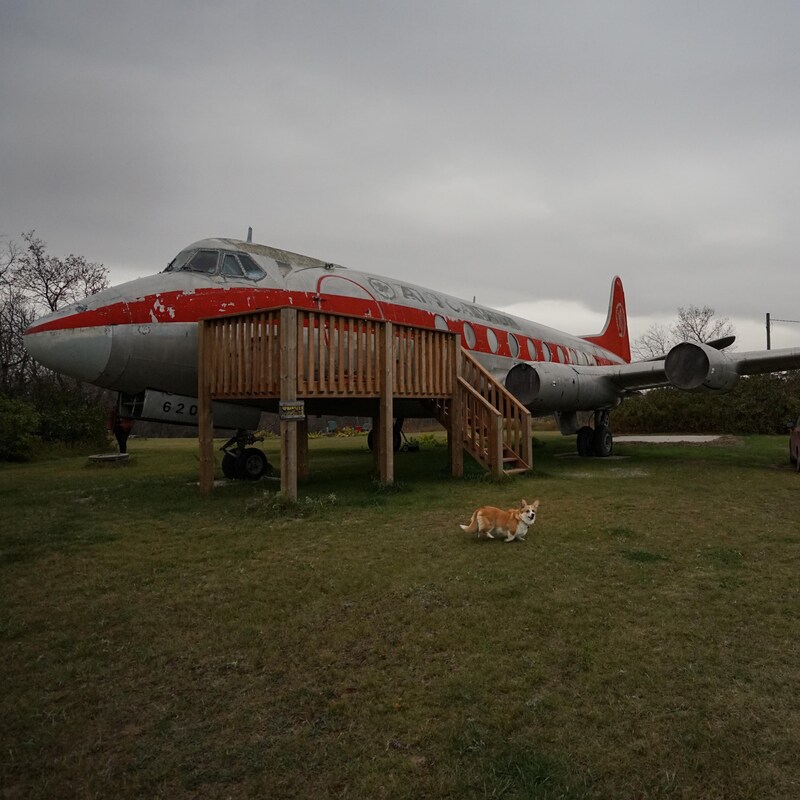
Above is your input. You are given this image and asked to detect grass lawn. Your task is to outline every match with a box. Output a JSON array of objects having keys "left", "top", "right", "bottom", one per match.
[{"left": 2, "top": 431, "right": 800, "bottom": 799}]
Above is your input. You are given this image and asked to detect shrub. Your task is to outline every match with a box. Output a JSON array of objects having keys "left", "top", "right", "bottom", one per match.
[
  {"left": 0, "top": 396, "right": 41, "bottom": 461},
  {"left": 31, "top": 384, "right": 108, "bottom": 448},
  {"left": 613, "top": 371, "right": 800, "bottom": 434}
]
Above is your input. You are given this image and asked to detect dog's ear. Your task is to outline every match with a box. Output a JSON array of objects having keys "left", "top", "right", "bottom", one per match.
[
  {"left": 531, "top": 500, "right": 540, "bottom": 511},
  {"left": 520, "top": 499, "right": 527, "bottom": 507}
]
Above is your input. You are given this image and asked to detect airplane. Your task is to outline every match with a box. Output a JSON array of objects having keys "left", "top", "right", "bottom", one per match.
[{"left": 23, "top": 235, "right": 800, "bottom": 478}]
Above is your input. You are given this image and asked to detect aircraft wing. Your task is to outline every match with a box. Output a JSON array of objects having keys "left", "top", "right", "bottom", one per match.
[{"left": 603, "top": 343, "right": 800, "bottom": 394}]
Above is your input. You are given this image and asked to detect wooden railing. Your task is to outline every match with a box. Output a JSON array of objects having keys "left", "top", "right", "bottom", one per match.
[
  {"left": 198, "top": 307, "right": 531, "bottom": 481},
  {"left": 203, "top": 310, "right": 282, "bottom": 399},
  {"left": 201, "top": 308, "right": 456, "bottom": 400},
  {"left": 461, "top": 351, "right": 532, "bottom": 472},
  {"left": 431, "top": 351, "right": 532, "bottom": 476}
]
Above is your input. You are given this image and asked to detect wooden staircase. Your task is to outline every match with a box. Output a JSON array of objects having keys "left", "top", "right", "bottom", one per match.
[{"left": 432, "top": 349, "right": 532, "bottom": 478}]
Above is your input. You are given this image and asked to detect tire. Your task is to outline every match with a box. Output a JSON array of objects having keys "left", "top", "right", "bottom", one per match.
[
  {"left": 576, "top": 426, "right": 594, "bottom": 457},
  {"left": 592, "top": 425, "right": 613, "bottom": 458},
  {"left": 241, "top": 447, "right": 270, "bottom": 480},
  {"left": 222, "top": 448, "right": 271, "bottom": 480},
  {"left": 221, "top": 452, "right": 239, "bottom": 479}
]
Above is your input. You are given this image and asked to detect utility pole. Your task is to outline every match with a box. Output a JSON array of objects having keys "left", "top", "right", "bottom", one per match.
[{"left": 766, "top": 314, "right": 800, "bottom": 349}]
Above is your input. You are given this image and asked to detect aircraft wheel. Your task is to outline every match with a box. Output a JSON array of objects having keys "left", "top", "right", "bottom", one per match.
[
  {"left": 576, "top": 426, "right": 594, "bottom": 457},
  {"left": 241, "top": 447, "right": 270, "bottom": 480},
  {"left": 592, "top": 425, "right": 613, "bottom": 457},
  {"left": 221, "top": 452, "right": 239, "bottom": 479},
  {"left": 222, "top": 448, "right": 271, "bottom": 480}
]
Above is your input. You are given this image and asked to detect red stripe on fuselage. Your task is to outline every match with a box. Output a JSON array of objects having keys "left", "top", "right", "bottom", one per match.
[{"left": 25, "top": 286, "right": 621, "bottom": 366}]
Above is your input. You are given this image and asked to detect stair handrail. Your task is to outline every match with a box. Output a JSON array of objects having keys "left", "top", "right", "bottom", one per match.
[{"left": 460, "top": 350, "right": 532, "bottom": 469}]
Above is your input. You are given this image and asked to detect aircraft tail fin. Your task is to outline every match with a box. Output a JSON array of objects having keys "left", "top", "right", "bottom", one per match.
[{"left": 582, "top": 276, "right": 631, "bottom": 363}]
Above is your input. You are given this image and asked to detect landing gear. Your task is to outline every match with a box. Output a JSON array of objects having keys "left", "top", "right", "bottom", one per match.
[
  {"left": 592, "top": 425, "right": 613, "bottom": 457},
  {"left": 367, "top": 418, "right": 403, "bottom": 453},
  {"left": 220, "top": 429, "right": 273, "bottom": 480},
  {"left": 576, "top": 411, "right": 614, "bottom": 458},
  {"left": 576, "top": 426, "right": 594, "bottom": 457}
]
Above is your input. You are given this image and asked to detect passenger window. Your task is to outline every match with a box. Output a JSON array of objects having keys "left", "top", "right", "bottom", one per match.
[
  {"left": 185, "top": 250, "right": 219, "bottom": 274},
  {"left": 221, "top": 254, "right": 244, "bottom": 277},
  {"left": 527, "top": 339, "right": 538, "bottom": 360},
  {"left": 487, "top": 328, "right": 499, "bottom": 354},
  {"left": 542, "top": 342, "right": 552, "bottom": 361},
  {"left": 462, "top": 322, "right": 476, "bottom": 349},
  {"left": 508, "top": 333, "right": 520, "bottom": 358}
]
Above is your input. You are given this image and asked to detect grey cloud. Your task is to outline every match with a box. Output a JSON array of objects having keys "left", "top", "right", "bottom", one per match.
[{"left": 1, "top": 1, "right": 799, "bottom": 337}]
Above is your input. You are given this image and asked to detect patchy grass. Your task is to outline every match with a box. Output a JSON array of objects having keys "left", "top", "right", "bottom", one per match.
[{"left": 2, "top": 433, "right": 800, "bottom": 798}]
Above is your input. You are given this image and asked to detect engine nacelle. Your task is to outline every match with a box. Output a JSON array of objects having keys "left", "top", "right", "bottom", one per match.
[
  {"left": 664, "top": 341, "right": 739, "bottom": 392},
  {"left": 504, "top": 361, "right": 622, "bottom": 414}
]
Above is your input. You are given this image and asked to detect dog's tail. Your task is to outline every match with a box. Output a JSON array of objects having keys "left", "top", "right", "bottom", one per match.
[{"left": 459, "top": 510, "right": 479, "bottom": 533}]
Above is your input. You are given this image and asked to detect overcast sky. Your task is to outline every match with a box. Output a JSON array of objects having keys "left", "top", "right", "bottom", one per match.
[{"left": 2, "top": 1, "right": 799, "bottom": 350}]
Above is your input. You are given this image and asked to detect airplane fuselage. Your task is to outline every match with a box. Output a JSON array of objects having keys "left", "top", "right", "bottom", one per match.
[{"left": 24, "top": 238, "right": 627, "bottom": 402}]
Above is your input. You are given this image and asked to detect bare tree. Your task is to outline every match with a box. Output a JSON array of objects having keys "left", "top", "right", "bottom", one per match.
[
  {"left": 10, "top": 231, "right": 108, "bottom": 314},
  {"left": 0, "top": 287, "right": 36, "bottom": 391},
  {"left": 633, "top": 305, "right": 735, "bottom": 360},
  {"left": 632, "top": 322, "right": 673, "bottom": 360},
  {"left": 0, "top": 236, "right": 20, "bottom": 285},
  {"left": 0, "top": 231, "right": 108, "bottom": 393},
  {"left": 674, "top": 304, "right": 734, "bottom": 345}
]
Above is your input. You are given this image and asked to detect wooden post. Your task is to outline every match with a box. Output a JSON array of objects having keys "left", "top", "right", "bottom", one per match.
[
  {"left": 378, "top": 321, "right": 394, "bottom": 485},
  {"left": 197, "top": 320, "right": 215, "bottom": 494},
  {"left": 450, "top": 335, "right": 464, "bottom": 478},
  {"left": 280, "top": 307, "right": 298, "bottom": 501}
]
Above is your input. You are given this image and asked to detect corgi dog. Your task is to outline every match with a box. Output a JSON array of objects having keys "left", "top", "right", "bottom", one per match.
[{"left": 459, "top": 499, "right": 540, "bottom": 543}]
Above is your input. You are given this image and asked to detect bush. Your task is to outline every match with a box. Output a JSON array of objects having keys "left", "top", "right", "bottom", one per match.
[
  {"left": 30, "top": 383, "right": 109, "bottom": 449},
  {"left": 613, "top": 371, "right": 800, "bottom": 434},
  {"left": 0, "top": 396, "right": 41, "bottom": 461}
]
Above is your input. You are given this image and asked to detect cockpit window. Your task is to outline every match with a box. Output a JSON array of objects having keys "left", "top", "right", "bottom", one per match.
[
  {"left": 163, "top": 250, "right": 194, "bottom": 273},
  {"left": 185, "top": 250, "right": 220, "bottom": 274},
  {"left": 221, "top": 254, "right": 244, "bottom": 277},
  {"left": 163, "top": 248, "right": 266, "bottom": 280},
  {"left": 238, "top": 253, "right": 265, "bottom": 279},
  {"left": 220, "top": 252, "right": 266, "bottom": 280}
]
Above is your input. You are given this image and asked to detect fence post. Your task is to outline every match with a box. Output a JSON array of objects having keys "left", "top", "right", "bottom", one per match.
[
  {"left": 450, "top": 335, "right": 464, "bottom": 478},
  {"left": 378, "top": 321, "right": 394, "bottom": 485},
  {"left": 280, "top": 307, "right": 299, "bottom": 501}
]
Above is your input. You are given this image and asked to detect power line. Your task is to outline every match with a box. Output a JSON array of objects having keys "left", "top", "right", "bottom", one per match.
[{"left": 766, "top": 313, "right": 800, "bottom": 349}]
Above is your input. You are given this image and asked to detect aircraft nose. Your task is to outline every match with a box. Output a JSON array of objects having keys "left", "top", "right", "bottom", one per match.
[{"left": 23, "top": 322, "right": 114, "bottom": 384}]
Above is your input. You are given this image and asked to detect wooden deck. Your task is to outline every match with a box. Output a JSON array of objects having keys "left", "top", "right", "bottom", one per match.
[{"left": 197, "top": 307, "right": 531, "bottom": 497}]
